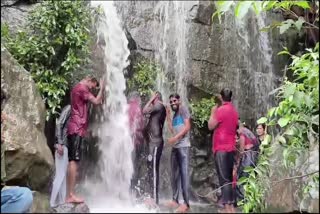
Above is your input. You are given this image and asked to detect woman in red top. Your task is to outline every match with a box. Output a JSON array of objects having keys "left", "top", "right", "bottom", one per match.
[{"left": 234, "top": 121, "right": 259, "bottom": 203}]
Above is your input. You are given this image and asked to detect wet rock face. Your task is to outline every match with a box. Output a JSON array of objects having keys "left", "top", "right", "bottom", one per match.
[
  {"left": 1, "top": 47, "right": 54, "bottom": 192},
  {"left": 267, "top": 143, "right": 319, "bottom": 213}
]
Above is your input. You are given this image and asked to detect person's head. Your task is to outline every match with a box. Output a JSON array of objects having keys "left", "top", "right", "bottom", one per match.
[
  {"left": 256, "top": 123, "right": 266, "bottom": 137},
  {"left": 84, "top": 76, "right": 99, "bottom": 90},
  {"left": 128, "top": 91, "right": 141, "bottom": 104},
  {"left": 220, "top": 88, "right": 232, "bottom": 102},
  {"left": 169, "top": 93, "right": 181, "bottom": 112}
]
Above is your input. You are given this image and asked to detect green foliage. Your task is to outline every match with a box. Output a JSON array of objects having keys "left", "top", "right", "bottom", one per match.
[
  {"left": 237, "top": 145, "right": 273, "bottom": 213},
  {"left": 212, "top": 1, "right": 318, "bottom": 34},
  {"left": 127, "top": 61, "right": 159, "bottom": 97},
  {"left": 1, "top": 0, "right": 94, "bottom": 120},
  {"left": 262, "top": 43, "right": 319, "bottom": 167},
  {"left": 190, "top": 97, "right": 215, "bottom": 129}
]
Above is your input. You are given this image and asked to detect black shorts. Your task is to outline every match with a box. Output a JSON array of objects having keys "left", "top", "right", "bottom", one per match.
[{"left": 67, "top": 134, "right": 83, "bottom": 162}]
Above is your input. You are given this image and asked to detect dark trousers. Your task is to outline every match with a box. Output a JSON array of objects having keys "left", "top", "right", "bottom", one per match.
[
  {"left": 146, "top": 141, "right": 163, "bottom": 204},
  {"left": 214, "top": 151, "right": 235, "bottom": 205},
  {"left": 170, "top": 147, "right": 190, "bottom": 207},
  {"left": 236, "top": 149, "right": 259, "bottom": 201}
]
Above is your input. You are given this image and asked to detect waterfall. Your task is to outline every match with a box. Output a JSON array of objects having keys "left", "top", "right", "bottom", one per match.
[
  {"left": 154, "top": 1, "right": 197, "bottom": 104},
  {"left": 81, "top": 1, "right": 148, "bottom": 212}
]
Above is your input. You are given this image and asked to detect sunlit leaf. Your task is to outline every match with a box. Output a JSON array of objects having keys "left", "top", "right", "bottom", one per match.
[
  {"left": 278, "top": 117, "right": 290, "bottom": 127},
  {"left": 257, "top": 117, "right": 268, "bottom": 124},
  {"left": 235, "top": 1, "right": 253, "bottom": 19}
]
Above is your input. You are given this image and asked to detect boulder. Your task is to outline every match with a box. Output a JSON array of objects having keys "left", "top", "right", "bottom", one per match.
[
  {"left": 1, "top": 0, "right": 39, "bottom": 34},
  {"left": 30, "top": 191, "right": 50, "bottom": 213},
  {"left": 1, "top": 47, "right": 54, "bottom": 192}
]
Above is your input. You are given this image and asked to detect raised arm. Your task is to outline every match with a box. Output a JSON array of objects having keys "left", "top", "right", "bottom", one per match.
[
  {"left": 143, "top": 93, "right": 158, "bottom": 114},
  {"left": 166, "top": 105, "right": 174, "bottom": 134},
  {"left": 208, "top": 106, "right": 219, "bottom": 130}
]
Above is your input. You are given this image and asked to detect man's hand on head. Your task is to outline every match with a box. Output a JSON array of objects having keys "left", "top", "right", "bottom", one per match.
[{"left": 99, "top": 78, "right": 106, "bottom": 90}]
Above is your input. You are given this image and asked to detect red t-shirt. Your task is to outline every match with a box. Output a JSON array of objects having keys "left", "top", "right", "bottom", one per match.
[
  {"left": 212, "top": 102, "right": 239, "bottom": 153},
  {"left": 67, "top": 83, "right": 93, "bottom": 137}
]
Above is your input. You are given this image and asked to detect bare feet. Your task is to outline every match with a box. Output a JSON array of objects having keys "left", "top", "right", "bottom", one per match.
[
  {"left": 65, "top": 193, "right": 84, "bottom": 204},
  {"left": 165, "top": 200, "right": 179, "bottom": 209},
  {"left": 144, "top": 198, "right": 157, "bottom": 209},
  {"left": 175, "top": 204, "right": 189, "bottom": 213}
]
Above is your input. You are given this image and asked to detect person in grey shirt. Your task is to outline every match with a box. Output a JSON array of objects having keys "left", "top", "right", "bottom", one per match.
[
  {"left": 165, "top": 93, "right": 191, "bottom": 213},
  {"left": 50, "top": 105, "right": 71, "bottom": 207}
]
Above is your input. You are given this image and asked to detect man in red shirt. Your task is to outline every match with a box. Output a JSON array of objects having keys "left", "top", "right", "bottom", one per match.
[
  {"left": 66, "top": 76, "right": 105, "bottom": 204},
  {"left": 208, "top": 88, "right": 238, "bottom": 213}
]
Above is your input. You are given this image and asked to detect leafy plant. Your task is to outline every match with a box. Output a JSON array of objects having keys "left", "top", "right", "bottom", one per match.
[
  {"left": 1, "top": 1, "right": 94, "bottom": 120},
  {"left": 190, "top": 97, "right": 216, "bottom": 129},
  {"left": 127, "top": 60, "right": 159, "bottom": 97},
  {"left": 212, "top": 1, "right": 318, "bottom": 34}
]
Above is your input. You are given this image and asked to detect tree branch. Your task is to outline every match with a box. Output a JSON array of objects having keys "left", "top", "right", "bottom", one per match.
[
  {"left": 281, "top": 7, "right": 319, "bottom": 29},
  {"left": 272, "top": 170, "right": 319, "bottom": 185}
]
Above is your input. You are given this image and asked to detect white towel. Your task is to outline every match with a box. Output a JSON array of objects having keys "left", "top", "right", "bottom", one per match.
[{"left": 50, "top": 146, "right": 68, "bottom": 208}]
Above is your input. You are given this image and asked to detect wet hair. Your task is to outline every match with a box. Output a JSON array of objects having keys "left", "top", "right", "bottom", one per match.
[
  {"left": 220, "top": 88, "right": 232, "bottom": 102},
  {"left": 256, "top": 123, "right": 266, "bottom": 130},
  {"left": 169, "top": 93, "right": 180, "bottom": 100},
  {"left": 154, "top": 91, "right": 162, "bottom": 101},
  {"left": 89, "top": 77, "right": 99, "bottom": 87}
]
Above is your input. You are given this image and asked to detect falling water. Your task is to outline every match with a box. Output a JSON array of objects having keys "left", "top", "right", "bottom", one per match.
[
  {"left": 154, "top": 1, "right": 197, "bottom": 104},
  {"left": 82, "top": 1, "right": 151, "bottom": 212}
]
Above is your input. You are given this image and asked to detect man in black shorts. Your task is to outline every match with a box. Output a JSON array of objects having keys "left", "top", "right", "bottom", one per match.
[
  {"left": 142, "top": 91, "right": 166, "bottom": 205},
  {"left": 66, "top": 77, "right": 105, "bottom": 203}
]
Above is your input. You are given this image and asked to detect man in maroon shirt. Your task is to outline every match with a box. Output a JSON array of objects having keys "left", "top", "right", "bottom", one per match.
[
  {"left": 66, "top": 76, "right": 105, "bottom": 204},
  {"left": 208, "top": 88, "right": 238, "bottom": 213}
]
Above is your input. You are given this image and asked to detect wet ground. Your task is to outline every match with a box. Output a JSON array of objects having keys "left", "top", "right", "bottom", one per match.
[{"left": 158, "top": 203, "right": 218, "bottom": 213}]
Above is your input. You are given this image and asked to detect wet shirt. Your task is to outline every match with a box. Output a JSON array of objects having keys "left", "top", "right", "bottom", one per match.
[
  {"left": 172, "top": 106, "right": 191, "bottom": 148},
  {"left": 212, "top": 102, "right": 239, "bottom": 153},
  {"left": 67, "top": 83, "right": 93, "bottom": 137},
  {"left": 144, "top": 102, "right": 166, "bottom": 144}
]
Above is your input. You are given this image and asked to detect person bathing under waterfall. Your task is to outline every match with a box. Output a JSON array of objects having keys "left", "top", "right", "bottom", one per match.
[
  {"left": 66, "top": 76, "right": 105, "bottom": 204},
  {"left": 50, "top": 104, "right": 71, "bottom": 207},
  {"left": 127, "top": 91, "right": 145, "bottom": 199},
  {"left": 165, "top": 93, "right": 192, "bottom": 213},
  {"left": 208, "top": 88, "right": 239, "bottom": 213},
  {"left": 142, "top": 91, "right": 166, "bottom": 207}
]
